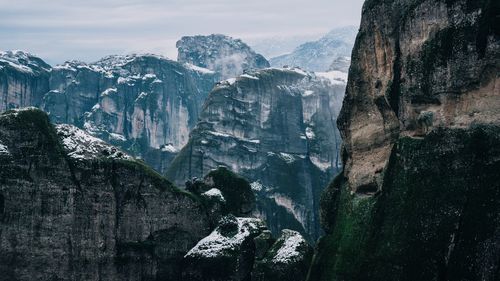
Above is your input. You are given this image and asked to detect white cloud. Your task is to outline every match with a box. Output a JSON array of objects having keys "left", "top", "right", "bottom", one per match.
[{"left": 0, "top": 0, "right": 364, "bottom": 64}]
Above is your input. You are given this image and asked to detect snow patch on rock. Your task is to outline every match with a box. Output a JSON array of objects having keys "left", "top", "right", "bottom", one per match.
[
  {"left": 279, "top": 152, "right": 296, "bottom": 164},
  {"left": 240, "top": 74, "right": 260, "bottom": 80},
  {"left": 184, "top": 63, "right": 216, "bottom": 74},
  {"left": 185, "top": 217, "right": 264, "bottom": 258},
  {"left": 310, "top": 155, "right": 331, "bottom": 171},
  {"left": 202, "top": 188, "right": 225, "bottom": 202},
  {"left": 250, "top": 181, "right": 263, "bottom": 192},
  {"left": 272, "top": 230, "right": 308, "bottom": 264},
  {"left": 56, "top": 124, "right": 131, "bottom": 161},
  {"left": 0, "top": 142, "right": 10, "bottom": 155},
  {"left": 161, "top": 144, "right": 179, "bottom": 153}
]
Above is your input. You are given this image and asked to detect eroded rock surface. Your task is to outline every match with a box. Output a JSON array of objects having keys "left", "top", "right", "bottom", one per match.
[
  {"left": 337, "top": 0, "right": 499, "bottom": 194},
  {"left": 0, "top": 52, "right": 218, "bottom": 173},
  {"left": 167, "top": 68, "right": 345, "bottom": 241},
  {"left": 0, "top": 108, "right": 210, "bottom": 281},
  {"left": 308, "top": 1, "right": 500, "bottom": 280}
]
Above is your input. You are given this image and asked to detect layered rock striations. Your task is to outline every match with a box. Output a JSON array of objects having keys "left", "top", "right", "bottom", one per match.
[
  {"left": 0, "top": 108, "right": 211, "bottom": 280},
  {"left": 0, "top": 50, "right": 51, "bottom": 112},
  {"left": 167, "top": 68, "right": 346, "bottom": 241},
  {"left": 308, "top": 0, "right": 500, "bottom": 280},
  {"left": 177, "top": 34, "right": 270, "bottom": 80},
  {"left": 0, "top": 52, "right": 218, "bottom": 173}
]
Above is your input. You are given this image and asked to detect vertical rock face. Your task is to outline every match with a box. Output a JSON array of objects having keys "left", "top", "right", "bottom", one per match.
[
  {"left": 0, "top": 52, "right": 218, "bottom": 174},
  {"left": 167, "top": 68, "right": 345, "bottom": 241},
  {"left": 0, "top": 51, "right": 51, "bottom": 112},
  {"left": 338, "top": 0, "right": 499, "bottom": 194},
  {"left": 45, "top": 54, "right": 218, "bottom": 173},
  {"left": 0, "top": 108, "right": 210, "bottom": 281},
  {"left": 176, "top": 34, "right": 270, "bottom": 79},
  {"left": 309, "top": 1, "right": 500, "bottom": 280}
]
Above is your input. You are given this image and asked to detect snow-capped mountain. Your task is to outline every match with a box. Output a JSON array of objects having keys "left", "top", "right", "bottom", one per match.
[{"left": 269, "top": 26, "right": 357, "bottom": 72}]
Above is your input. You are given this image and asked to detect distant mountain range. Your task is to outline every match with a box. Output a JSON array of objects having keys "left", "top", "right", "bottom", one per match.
[{"left": 266, "top": 26, "right": 357, "bottom": 72}]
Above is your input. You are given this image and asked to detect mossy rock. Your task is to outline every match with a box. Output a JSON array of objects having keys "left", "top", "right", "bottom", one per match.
[{"left": 308, "top": 125, "right": 500, "bottom": 281}]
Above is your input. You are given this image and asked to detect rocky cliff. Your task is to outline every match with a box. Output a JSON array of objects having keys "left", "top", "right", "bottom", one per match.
[
  {"left": 0, "top": 52, "right": 218, "bottom": 174},
  {"left": 0, "top": 51, "right": 51, "bottom": 112},
  {"left": 308, "top": 0, "right": 500, "bottom": 280},
  {"left": 0, "top": 108, "right": 211, "bottom": 281},
  {"left": 177, "top": 34, "right": 270, "bottom": 80},
  {"left": 167, "top": 68, "right": 346, "bottom": 241}
]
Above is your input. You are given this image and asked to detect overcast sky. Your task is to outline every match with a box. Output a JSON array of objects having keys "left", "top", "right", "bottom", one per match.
[{"left": 0, "top": 0, "right": 365, "bottom": 65}]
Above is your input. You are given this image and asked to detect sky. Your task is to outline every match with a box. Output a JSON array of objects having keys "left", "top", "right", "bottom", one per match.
[{"left": 0, "top": 0, "right": 365, "bottom": 65}]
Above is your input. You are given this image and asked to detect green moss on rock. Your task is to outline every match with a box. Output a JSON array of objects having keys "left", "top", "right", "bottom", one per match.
[{"left": 308, "top": 126, "right": 500, "bottom": 281}]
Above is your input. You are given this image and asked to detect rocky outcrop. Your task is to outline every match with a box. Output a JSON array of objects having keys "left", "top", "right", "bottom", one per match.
[
  {"left": 0, "top": 108, "right": 210, "bottom": 281},
  {"left": 308, "top": 0, "right": 500, "bottom": 280},
  {"left": 183, "top": 215, "right": 312, "bottom": 281},
  {"left": 0, "top": 51, "right": 51, "bottom": 112},
  {"left": 0, "top": 52, "right": 218, "bottom": 174},
  {"left": 177, "top": 34, "right": 270, "bottom": 79},
  {"left": 183, "top": 215, "right": 267, "bottom": 281},
  {"left": 185, "top": 167, "right": 256, "bottom": 227},
  {"left": 252, "top": 229, "right": 313, "bottom": 281},
  {"left": 269, "top": 26, "right": 357, "bottom": 72},
  {"left": 167, "top": 68, "right": 346, "bottom": 241}
]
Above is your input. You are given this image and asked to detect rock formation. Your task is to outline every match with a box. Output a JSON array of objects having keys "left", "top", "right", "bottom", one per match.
[
  {"left": 0, "top": 52, "right": 218, "bottom": 174},
  {"left": 183, "top": 215, "right": 312, "bottom": 281},
  {"left": 167, "top": 68, "right": 346, "bottom": 241},
  {"left": 0, "top": 50, "right": 51, "bottom": 112},
  {"left": 177, "top": 34, "right": 270, "bottom": 79},
  {"left": 308, "top": 0, "right": 500, "bottom": 280},
  {"left": 0, "top": 108, "right": 210, "bottom": 281}
]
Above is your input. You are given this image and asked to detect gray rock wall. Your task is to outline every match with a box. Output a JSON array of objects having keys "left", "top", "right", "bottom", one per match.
[
  {"left": 0, "top": 109, "right": 210, "bottom": 281},
  {"left": 167, "top": 68, "right": 345, "bottom": 241}
]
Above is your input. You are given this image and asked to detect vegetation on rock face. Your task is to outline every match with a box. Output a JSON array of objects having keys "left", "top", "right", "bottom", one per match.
[
  {"left": 308, "top": 126, "right": 500, "bottom": 281},
  {"left": 185, "top": 166, "right": 256, "bottom": 223},
  {"left": 0, "top": 108, "right": 210, "bottom": 281},
  {"left": 311, "top": 0, "right": 500, "bottom": 279}
]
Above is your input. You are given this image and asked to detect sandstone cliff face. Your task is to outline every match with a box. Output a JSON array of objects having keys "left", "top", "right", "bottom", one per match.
[
  {"left": 177, "top": 34, "right": 270, "bottom": 80},
  {"left": 308, "top": 0, "right": 499, "bottom": 280},
  {"left": 338, "top": 0, "right": 499, "bottom": 194},
  {"left": 167, "top": 68, "right": 345, "bottom": 241},
  {"left": 0, "top": 108, "right": 210, "bottom": 281}
]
